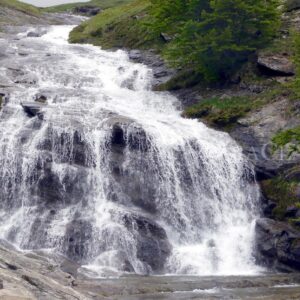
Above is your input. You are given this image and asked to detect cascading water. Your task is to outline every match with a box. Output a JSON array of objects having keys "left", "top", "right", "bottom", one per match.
[{"left": 0, "top": 25, "right": 262, "bottom": 277}]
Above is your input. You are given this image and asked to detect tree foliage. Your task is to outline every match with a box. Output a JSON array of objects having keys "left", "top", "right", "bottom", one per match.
[{"left": 150, "top": 0, "right": 281, "bottom": 82}]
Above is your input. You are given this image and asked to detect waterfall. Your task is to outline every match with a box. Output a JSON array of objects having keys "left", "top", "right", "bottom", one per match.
[{"left": 0, "top": 25, "right": 262, "bottom": 277}]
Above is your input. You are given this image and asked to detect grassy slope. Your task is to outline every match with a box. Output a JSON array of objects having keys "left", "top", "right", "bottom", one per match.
[
  {"left": 69, "top": 0, "right": 163, "bottom": 49},
  {"left": 44, "top": 0, "right": 133, "bottom": 13},
  {"left": 0, "top": 0, "right": 40, "bottom": 15}
]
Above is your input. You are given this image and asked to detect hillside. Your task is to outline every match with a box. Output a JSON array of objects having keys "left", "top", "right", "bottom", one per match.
[
  {"left": 0, "top": 0, "right": 40, "bottom": 15},
  {"left": 0, "top": 0, "right": 42, "bottom": 28},
  {"left": 43, "top": 0, "right": 133, "bottom": 13},
  {"left": 69, "top": 0, "right": 155, "bottom": 48}
]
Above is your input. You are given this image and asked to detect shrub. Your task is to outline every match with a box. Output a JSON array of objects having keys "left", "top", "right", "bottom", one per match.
[{"left": 151, "top": 0, "right": 281, "bottom": 82}]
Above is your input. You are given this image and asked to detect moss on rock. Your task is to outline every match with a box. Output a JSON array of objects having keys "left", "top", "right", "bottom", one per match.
[
  {"left": 261, "top": 176, "right": 300, "bottom": 220},
  {"left": 182, "top": 96, "right": 266, "bottom": 128}
]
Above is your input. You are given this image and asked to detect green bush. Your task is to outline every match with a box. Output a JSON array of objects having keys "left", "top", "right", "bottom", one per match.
[
  {"left": 150, "top": 0, "right": 281, "bottom": 82},
  {"left": 272, "top": 126, "right": 300, "bottom": 156},
  {"left": 261, "top": 176, "right": 299, "bottom": 220},
  {"left": 69, "top": 0, "right": 156, "bottom": 49},
  {"left": 183, "top": 96, "right": 263, "bottom": 127}
]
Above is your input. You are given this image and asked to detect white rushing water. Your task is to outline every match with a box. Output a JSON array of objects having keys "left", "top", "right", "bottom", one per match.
[{"left": 0, "top": 26, "right": 262, "bottom": 277}]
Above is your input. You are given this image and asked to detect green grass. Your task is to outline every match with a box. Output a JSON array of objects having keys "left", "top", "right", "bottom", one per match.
[
  {"left": 182, "top": 96, "right": 266, "bottom": 128},
  {"left": 0, "top": 0, "right": 40, "bottom": 15},
  {"left": 261, "top": 176, "right": 300, "bottom": 220},
  {"left": 272, "top": 125, "right": 300, "bottom": 156},
  {"left": 43, "top": 0, "right": 133, "bottom": 13},
  {"left": 69, "top": 0, "right": 162, "bottom": 50}
]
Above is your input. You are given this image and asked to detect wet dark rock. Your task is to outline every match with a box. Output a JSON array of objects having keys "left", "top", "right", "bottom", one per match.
[
  {"left": 63, "top": 219, "right": 93, "bottom": 263},
  {"left": 27, "top": 31, "right": 40, "bottom": 38},
  {"left": 255, "top": 218, "right": 300, "bottom": 272},
  {"left": 73, "top": 6, "right": 101, "bottom": 16},
  {"left": 36, "top": 171, "right": 64, "bottom": 204},
  {"left": 108, "top": 116, "right": 150, "bottom": 152},
  {"left": 263, "top": 202, "right": 277, "bottom": 218},
  {"left": 257, "top": 55, "right": 295, "bottom": 76},
  {"left": 123, "top": 214, "right": 172, "bottom": 272},
  {"left": 285, "top": 206, "right": 300, "bottom": 218},
  {"left": 72, "top": 131, "right": 91, "bottom": 166},
  {"left": 21, "top": 101, "right": 46, "bottom": 119},
  {"left": 106, "top": 116, "right": 157, "bottom": 213},
  {"left": 35, "top": 94, "right": 47, "bottom": 103},
  {"left": 37, "top": 128, "right": 93, "bottom": 167},
  {"left": 128, "top": 50, "right": 142, "bottom": 61}
]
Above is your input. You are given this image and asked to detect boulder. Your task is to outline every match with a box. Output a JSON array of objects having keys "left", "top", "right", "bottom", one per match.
[
  {"left": 35, "top": 94, "right": 47, "bottom": 103},
  {"left": 27, "top": 31, "right": 40, "bottom": 38},
  {"left": 107, "top": 116, "right": 150, "bottom": 152},
  {"left": 255, "top": 218, "right": 300, "bottom": 272},
  {"left": 106, "top": 116, "right": 157, "bottom": 213},
  {"left": 27, "top": 29, "right": 47, "bottom": 38},
  {"left": 123, "top": 214, "right": 172, "bottom": 273},
  {"left": 257, "top": 55, "right": 295, "bottom": 76},
  {"left": 160, "top": 32, "right": 172, "bottom": 43},
  {"left": 73, "top": 6, "right": 101, "bottom": 16},
  {"left": 21, "top": 101, "right": 46, "bottom": 119},
  {"left": 128, "top": 50, "right": 142, "bottom": 61}
]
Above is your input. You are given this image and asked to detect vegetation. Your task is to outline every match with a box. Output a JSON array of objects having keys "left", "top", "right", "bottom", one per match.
[
  {"left": 150, "top": 0, "right": 281, "bottom": 82},
  {"left": 44, "top": 0, "right": 133, "bottom": 13},
  {"left": 261, "top": 176, "right": 299, "bottom": 220},
  {"left": 183, "top": 96, "right": 254, "bottom": 127},
  {"left": 272, "top": 126, "right": 300, "bottom": 156},
  {"left": 0, "top": 0, "right": 40, "bottom": 15},
  {"left": 69, "top": 0, "right": 158, "bottom": 49}
]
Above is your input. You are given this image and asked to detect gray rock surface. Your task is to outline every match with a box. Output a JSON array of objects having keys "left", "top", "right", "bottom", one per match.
[
  {"left": 255, "top": 218, "right": 300, "bottom": 272},
  {"left": 286, "top": 0, "right": 300, "bottom": 11},
  {"left": 230, "top": 98, "right": 300, "bottom": 180},
  {"left": 128, "top": 49, "right": 176, "bottom": 87}
]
